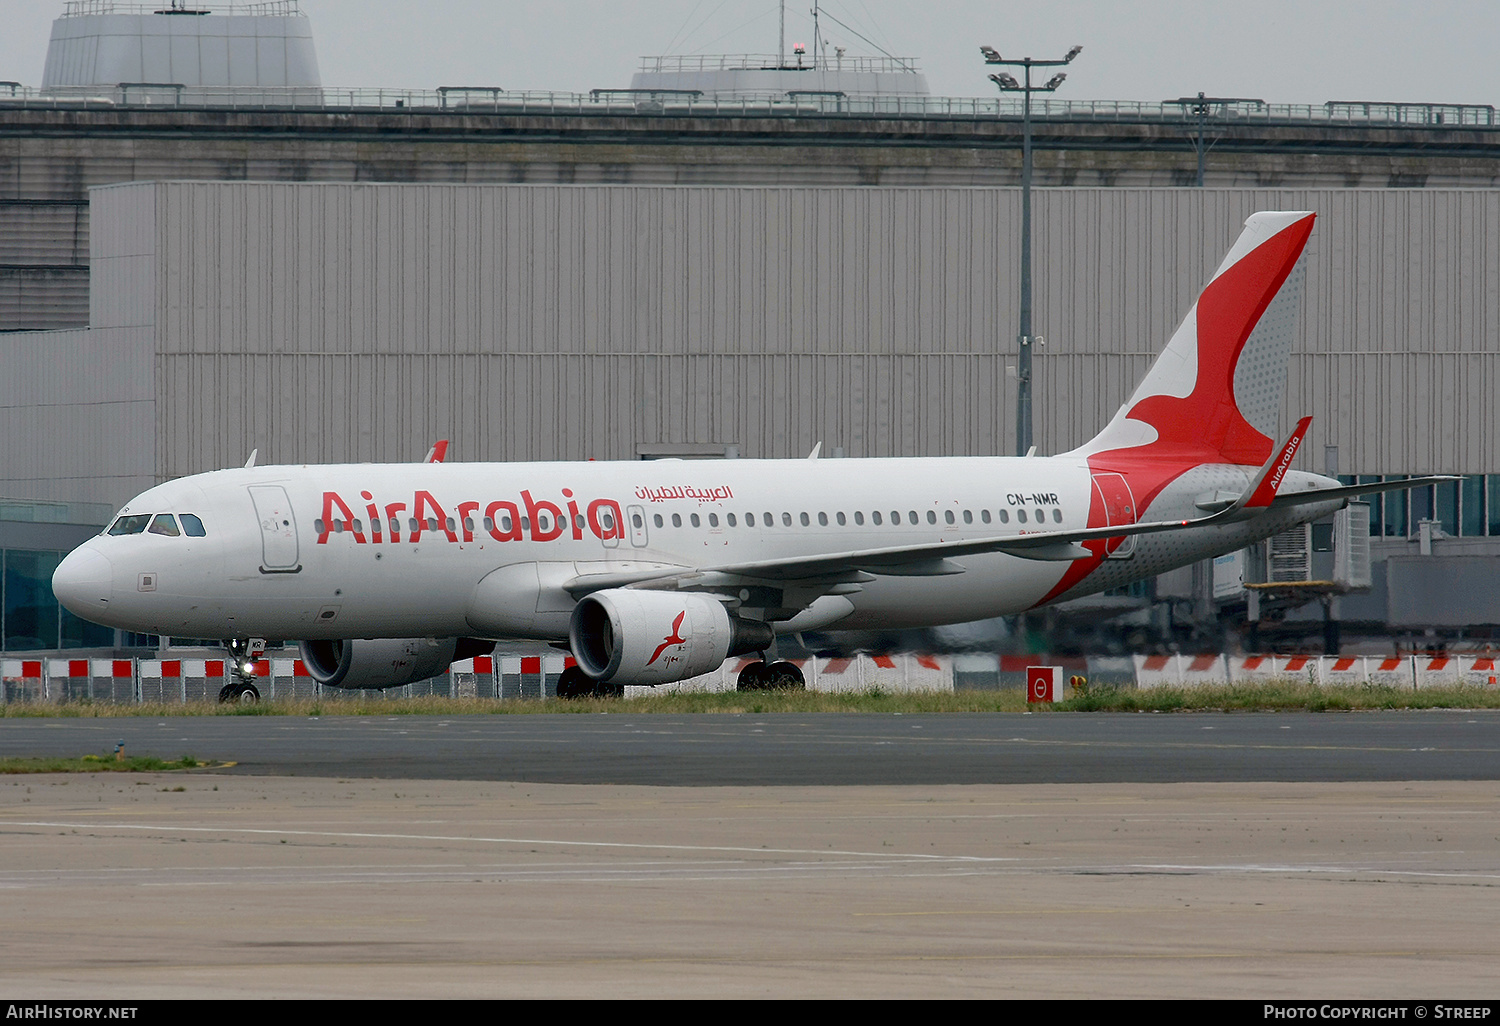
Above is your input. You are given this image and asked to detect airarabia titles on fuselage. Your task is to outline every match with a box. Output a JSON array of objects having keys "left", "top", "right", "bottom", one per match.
[{"left": 317, "top": 489, "right": 624, "bottom": 545}]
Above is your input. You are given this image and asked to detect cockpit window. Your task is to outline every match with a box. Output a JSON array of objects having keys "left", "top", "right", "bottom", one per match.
[
  {"left": 180, "top": 513, "right": 206, "bottom": 537},
  {"left": 108, "top": 514, "right": 151, "bottom": 536},
  {"left": 148, "top": 514, "right": 180, "bottom": 537}
]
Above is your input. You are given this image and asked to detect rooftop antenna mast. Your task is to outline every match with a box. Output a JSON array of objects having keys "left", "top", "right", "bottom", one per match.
[
  {"left": 779, "top": 1, "right": 785, "bottom": 67},
  {"left": 812, "top": 2, "right": 822, "bottom": 70}
]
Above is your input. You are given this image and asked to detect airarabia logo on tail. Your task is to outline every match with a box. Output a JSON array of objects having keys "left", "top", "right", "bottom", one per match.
[{"left": 315, "top": 488, "right": 625, "bottom": 546}]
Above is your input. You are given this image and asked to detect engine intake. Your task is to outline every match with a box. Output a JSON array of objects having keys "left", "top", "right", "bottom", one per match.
[{"left": 569, "top": 590, "right": 773, "bottom": 686}]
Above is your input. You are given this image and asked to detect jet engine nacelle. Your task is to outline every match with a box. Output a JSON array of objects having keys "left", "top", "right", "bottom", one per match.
[
  {"left": 569, "top": 589, "right": 774, "bottom": 686},
  {"left": 299, "top": 637, "right": 493, "bottom": 690}
]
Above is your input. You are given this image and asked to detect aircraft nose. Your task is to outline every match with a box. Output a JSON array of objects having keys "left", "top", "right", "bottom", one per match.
[{"left": 52, "top": 546, "right": 114, "bottom": 618}]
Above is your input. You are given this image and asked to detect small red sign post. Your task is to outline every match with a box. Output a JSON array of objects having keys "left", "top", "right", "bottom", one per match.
[{"left": 1027, "top": 665, "right": 1060, "bottom": 704}]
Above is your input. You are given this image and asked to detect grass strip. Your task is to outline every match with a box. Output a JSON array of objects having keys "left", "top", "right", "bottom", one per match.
[
  {"left": 1, "top": 682, "right": 1498, "bottom": 717},
  {"left": 0, "top": 754, "right": 214, "bottom": 774}
]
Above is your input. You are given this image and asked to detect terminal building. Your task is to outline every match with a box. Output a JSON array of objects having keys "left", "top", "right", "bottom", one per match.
[{"left": 3, "top": 2, "right": 1500, "bottom": 658}]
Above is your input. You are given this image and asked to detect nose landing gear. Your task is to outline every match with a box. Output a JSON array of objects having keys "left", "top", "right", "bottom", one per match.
[{"left": 218, "top": 638, "right": 266, "bottom": 704}]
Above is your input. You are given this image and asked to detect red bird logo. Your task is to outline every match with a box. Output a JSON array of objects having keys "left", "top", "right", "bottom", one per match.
[{"left": 647, "top": 611, "right": 688, "bottom": 666}]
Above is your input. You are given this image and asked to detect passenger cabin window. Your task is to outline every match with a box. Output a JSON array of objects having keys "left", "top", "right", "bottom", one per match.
[
  {"left": 148, "top": 514, "right": 180, "bottom": 537},
  {"left": 1017, "top": 510, "right": 1028, "bottom": 524},
  {"left": 108, "top": 514, "right": 151, "bottom": 536},
  {"left": 180, "top": 513, "right": 206, "bottom": 537}
]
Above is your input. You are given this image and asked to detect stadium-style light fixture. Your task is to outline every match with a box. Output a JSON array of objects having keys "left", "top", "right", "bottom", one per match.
[{"left": 980, "top": 44, "right": 1083, "bottom": 456}]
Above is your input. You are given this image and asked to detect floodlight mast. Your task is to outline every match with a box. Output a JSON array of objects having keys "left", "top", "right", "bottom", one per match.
[{"left": 982, "top": 45, "right": 1082, "bottom": 457}]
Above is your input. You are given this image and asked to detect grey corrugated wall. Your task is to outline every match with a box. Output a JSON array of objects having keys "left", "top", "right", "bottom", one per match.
[{"left": 77, "top": 181, "right": 1500, "bottom": 497}]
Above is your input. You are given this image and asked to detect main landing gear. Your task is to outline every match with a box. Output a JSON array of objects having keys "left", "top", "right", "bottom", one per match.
[
  {"left": 736, "top": 659, "right": 805, "bottom": 691},
  {"left": 555, "top": 666, "right": 624, "bottom": 700},
  {"left": 218, "top": 638, "right": 264, "bottom": 704}
]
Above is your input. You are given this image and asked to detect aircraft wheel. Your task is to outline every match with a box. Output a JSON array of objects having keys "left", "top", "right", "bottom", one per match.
[
  {"left": 764, "top": 661, "right": 805, "bottom": 690},
  {"left": 736, "top": 661, "right": 769, "bottom": 691},
  {"left": 594, "top": 680, "right": 625, "bottom": 699},
  {"left": 555, "top": 666, "right": 592, "bottom": 699},
  {"left": 219, "top": 682, "right": 260, "bottom": 704}
]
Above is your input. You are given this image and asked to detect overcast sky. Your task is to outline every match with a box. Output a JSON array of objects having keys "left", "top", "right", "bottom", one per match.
[{"left": 3, "top": 0, "right": 1497, "bottom": 106}]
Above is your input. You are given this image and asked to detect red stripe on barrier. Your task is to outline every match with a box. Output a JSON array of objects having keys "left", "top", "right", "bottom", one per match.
[
  {"left": 1474, "top": 658, "right": 1496, "bottom": 671},
  {"left": 1379, "top": 658, "right": 1403, "bottom": 671},
  {"left": 1188, "top": 655, "right": 1216, "bottom": 671},
  {"left": 1142, "top": 655, "right": 1170, "bottom": 670},
  {"left": 822, "top": 658, "right": 851, "bottom": 674},
  {"left": 113, "top": 660, "right": 132, "bottom": 678},
  {"left": 916, "top": 655, "right": 941, "bottom": 671},
  {"left": 22, "top": 661, "right": 41, "bottom": 677},
  {"left": 474, "top": 656, "right": 493, "bottom": 673},
  {"left": 564, "top": 657, "right": 576, "bottom": 669},
  {"left": 521, "top": 656, "right": 541, "bottom": 675},
  {"left": 162, "top": 660, "right": 181, "bottom": 678},
  {"left": 872, "top": 655, "right": 897, "bottom": 669},
  {"left": 999, "top": 655, "right": 1032, "bottom": 671},
  {"left": 1427, "top": 657, "right": 1450, "bottom": 670},
  {"left": 251, "top": 660, "right": 269, "bottom": 677},
  {"left": 69, "top": 660, "right": 88, "bottom": 677},
  {"left": 293, "top": 660, "right": 309, "bottom": 677},
  {"left": 1333, "top": 658, "right": 1357, "bottom": 671},
  {"left": 206, "top": 660, "right": 224, "bottom": 677},
  {"left": 1283, "top": 656, "right": 1310, "bottom": 671},
  {"left": 1241, "top": 656, "right": 1267, "bottom": 669}
]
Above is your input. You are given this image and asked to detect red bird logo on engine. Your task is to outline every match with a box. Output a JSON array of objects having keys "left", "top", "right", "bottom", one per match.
[{"left": 647, "top": 611, "right": 689, "bottom": 666}]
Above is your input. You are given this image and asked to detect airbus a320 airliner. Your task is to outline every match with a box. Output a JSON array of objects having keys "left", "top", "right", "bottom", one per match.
[{"left": 52, "top": 211, "right": 1443, "bottom": 700}]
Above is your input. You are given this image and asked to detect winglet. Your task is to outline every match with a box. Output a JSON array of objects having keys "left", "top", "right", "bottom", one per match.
[
  {"left": 424, "top": 440, "right": 449, "bottom": 464},
  {"left": 1239, "top": 416, "right": 1312, "bottom": 511},
  {"left": 243, "top": 449, "right": 258, "bottom": 469}
]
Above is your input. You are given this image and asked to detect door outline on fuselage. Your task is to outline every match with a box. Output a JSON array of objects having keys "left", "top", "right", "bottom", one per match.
[
  {"left": 248, "top": 485, "right": 302, "bottom": 573},
  {"left": 1091, "top": 472, "right": 1137, "bottom": 559},
  {"left": 627, "top": 504, "right": 649, "bottom": 548}
]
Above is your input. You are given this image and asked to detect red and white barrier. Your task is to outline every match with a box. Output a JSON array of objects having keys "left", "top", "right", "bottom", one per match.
[{"left": 5, "top": 648, "right": 1496, "bottom": 703}]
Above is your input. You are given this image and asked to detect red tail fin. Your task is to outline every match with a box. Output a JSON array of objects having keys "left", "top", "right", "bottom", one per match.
[{"left": 1076, "top": 211, "right": 1316, "bottom": 466}]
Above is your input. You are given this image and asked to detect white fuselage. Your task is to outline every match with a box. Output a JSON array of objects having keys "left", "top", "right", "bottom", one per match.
[{"left": 52, "top": 456, "right": 1341, "bottom": 643}]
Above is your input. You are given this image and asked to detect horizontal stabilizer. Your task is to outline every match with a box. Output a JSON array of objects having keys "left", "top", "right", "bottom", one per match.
[{"left": 1270, "top": 475, "right": 1462, "bottom": 510}]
